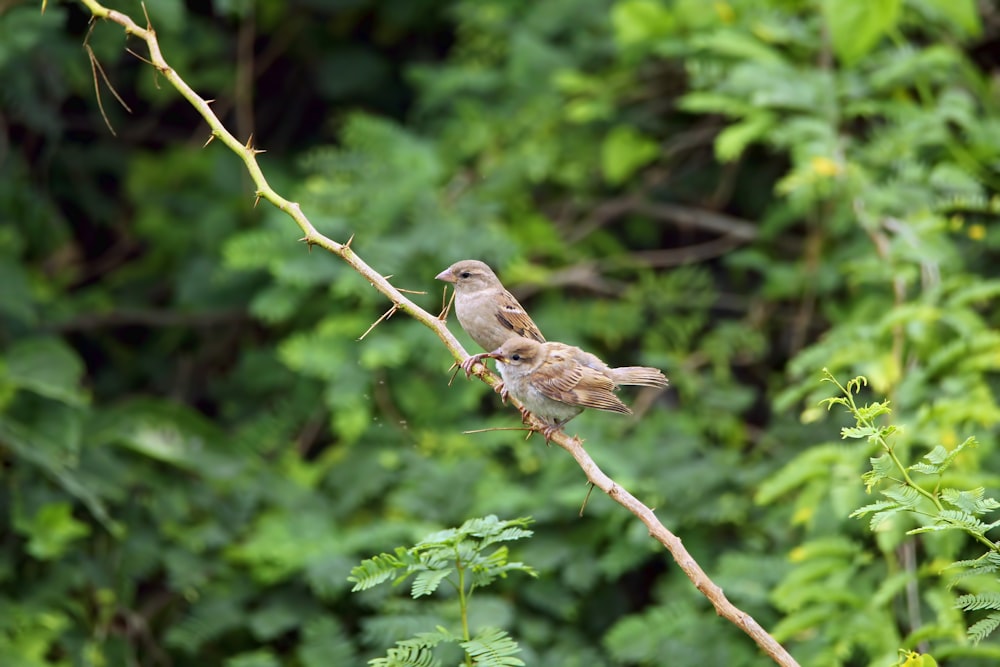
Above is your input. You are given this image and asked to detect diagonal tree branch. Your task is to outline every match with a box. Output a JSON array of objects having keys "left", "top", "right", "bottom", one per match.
[{"left": 72, "top": 2, "right": 799, "bottom": 665}]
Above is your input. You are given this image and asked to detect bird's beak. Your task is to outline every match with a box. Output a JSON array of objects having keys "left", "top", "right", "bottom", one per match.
[
  {"left": 435, "top": 269, "right": 456, "bottom": 283},
  {"left": 485, "top": 348, "right": 508, "bottom": 363}
]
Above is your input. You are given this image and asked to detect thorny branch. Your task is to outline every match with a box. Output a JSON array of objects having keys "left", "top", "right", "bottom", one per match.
[{"left": 72, "top": 2, "right": 800, "bottom": 665}]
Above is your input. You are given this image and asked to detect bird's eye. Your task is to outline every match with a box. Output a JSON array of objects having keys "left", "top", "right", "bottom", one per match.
[
  {"left": 459, "top": 272, "right": 471, "bottom": 279},
  {"left": 511, "top": 354, "right": 521, "bottom": 361}
]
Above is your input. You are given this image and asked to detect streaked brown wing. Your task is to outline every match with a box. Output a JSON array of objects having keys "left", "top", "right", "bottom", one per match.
[
  {"left": 494, "top": 290, "right": 545, "bottom": 342},
  {"left": 532, "top": 362, "right": 632, "bottom": 415}
]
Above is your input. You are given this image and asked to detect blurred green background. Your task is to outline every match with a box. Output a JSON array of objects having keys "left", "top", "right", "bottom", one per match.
[{"left": 3, "top": 0, "right": 1000, "bottom": 665}]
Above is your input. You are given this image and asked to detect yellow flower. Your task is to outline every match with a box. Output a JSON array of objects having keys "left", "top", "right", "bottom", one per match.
[
  {"left": 810, "top": 156, "right": 841, "bottom": 177},
  {"left": 968, "top": 224, "right": 986, "bottom": 240}
]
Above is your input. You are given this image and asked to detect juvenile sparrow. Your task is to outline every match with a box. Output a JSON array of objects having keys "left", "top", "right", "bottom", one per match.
[
  {"left": 483, "top": 337, "right": 668, "bottom": 441},
  {"left": 435, "top": 260, "right": 545, "bottom": 387}
]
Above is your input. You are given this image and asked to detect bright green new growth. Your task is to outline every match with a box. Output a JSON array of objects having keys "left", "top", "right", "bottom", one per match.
[
  {"left": 349, "top": 515, "right": 537, "bottom": 667},
  {"left": 822, "top": 370, "right": 1000, "bottom": 646}
]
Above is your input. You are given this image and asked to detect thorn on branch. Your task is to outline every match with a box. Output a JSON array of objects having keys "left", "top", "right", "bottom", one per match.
[
  {"left": 358, "top": 304, "right": 399, "bottom": 341},
  {"left": 203, "top": 134, "right": 215, "bottom": 148},
  {"left": 438, "top": 287, "right": 455, "bottom": 321},
  {"left": 343, "top": 233, "right": 355, "bottom": 251},
  {"left": 253, "top": 192, "right": 262, "bottom": 208},
  {"left": 579, "top": 482, "right": 596, "bottom": 517},
  {"left": 125, "top": 48, "right": 154, "bottom": 67},
  {"left": 242, "top": 134, "right": 266, "bottom": 155},
  {"left": 462, "top": 426, "right": 535, "bottom": 435}
]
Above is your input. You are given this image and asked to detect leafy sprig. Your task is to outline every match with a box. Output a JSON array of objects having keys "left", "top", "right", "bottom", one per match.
[
  {"left": 349, "top": 516, "right": 536, "bottom": 667},
  {"left": 822, "top": 369, "right": 1000, "bottom": 644}
]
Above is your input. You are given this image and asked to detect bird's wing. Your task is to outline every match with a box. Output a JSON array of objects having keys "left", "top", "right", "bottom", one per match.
[
  {"left": 532, "top": 361, "right": 632, "bottom": 415},
  {"left": 495, "top": 290, "right": 545, "bottom": 342}
]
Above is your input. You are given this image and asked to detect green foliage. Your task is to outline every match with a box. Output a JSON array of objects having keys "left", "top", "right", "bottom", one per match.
[
  {"left": 350, "top": 517, "right": 533, "bottom": 666},
  {"left": 894, "top": 649, "right": 940, "bottom": 667},
  {"left": 821, "top": 372, "right": 1000, "bottom": 653},
  {"left": 4, "top": 0, "right": 1000, "bottom": 664}
]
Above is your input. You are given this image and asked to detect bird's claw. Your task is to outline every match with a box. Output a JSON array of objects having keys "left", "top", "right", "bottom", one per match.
[
  {"left": 460, "top": 353, "right": 489, "bottom": 378},
  {"left": 540, "top": 424, "right": 560, "bottom": 445},
  {"left": 517, "top": 405, "right": 532, "bottom": 424}
]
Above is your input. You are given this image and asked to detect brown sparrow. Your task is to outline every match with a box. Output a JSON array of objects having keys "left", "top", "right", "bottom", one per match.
[
  {"left": 436, "top": 260, "right": 545, "bottom": 390},
  {"left": 435, "top": 260, "right": 544, "bottom": 350},
  {"left": 482, "top": 337, "right": 668, "bottom": 441}
]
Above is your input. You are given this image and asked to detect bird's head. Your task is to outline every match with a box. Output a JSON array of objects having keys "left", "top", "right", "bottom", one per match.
[
  {"left": 435, "top": 260, "right": 499, "bottom": 294},
  {"left": 487, "top": 337, "right": 543, "bottom": 366}
]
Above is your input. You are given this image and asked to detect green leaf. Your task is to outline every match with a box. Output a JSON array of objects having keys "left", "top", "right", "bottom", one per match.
[
  {"left": 461, "top": 627, "right": 524, "bottom": 667},
  {"left": 0, "top": 415, "right": 118, "bottom": 533},
  {"left": 94, "top": 399, "right": 235, "bottom": 475},
  {"left": 0, "top": 257, "right": 36, "bottom": 324},
  {"left": 923, "top": 0, "right": 981, "bottom": 36},
  {"left": 601, "top": 125, "right": 660, "bottom": 185},
  {"left": 165, "top": 597, "right": 245, "bottom": 653},
  {"left": 940, "top": 487, "right": 1000, "bottom": 515},
  {"left": 611, "top": 0, "right": 676, "bottom": 47},
  {"left": 968, "top": 612, "right": 1000, "bottom": 644},
  {"left": 823, "top": 0, "right": 901, "bottom": 66},
  {"left": 227, "top": 505, "right": 345, "bottom": 584},
  {"left": 4, "top": 338, "right": 87, "bottom": 406},
  {"left": 841, "top": 425, "right": 877, "bottom": 440},
  {"left": 297, "top": 616, "right": 357, "bottom": 667},
  {"left": 411, "top": 568, "right": 452, "bottom": 598},
  {"left": 369, "top": 631, "right": 450, "bottom": 667},
  {"left": 715, "top": 113, "right": 776, "bottom": 162},
  {"left": 955, "top": 592, "right": 1000, "bottom": 612},
  {"left": 14, "top": 502, "right": 91, "bottom": 560},
  {"left": 348, "top": 548, "right": 408, "bottom": 592}
]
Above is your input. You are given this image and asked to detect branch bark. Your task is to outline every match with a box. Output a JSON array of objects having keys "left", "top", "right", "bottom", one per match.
[{"left": 73, "top": 3, "right": 800, "bottom": 665}]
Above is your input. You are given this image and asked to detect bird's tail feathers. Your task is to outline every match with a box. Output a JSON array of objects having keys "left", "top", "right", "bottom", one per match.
[{"left": 609, "top": 367, "right": 669, "bottom": 388}]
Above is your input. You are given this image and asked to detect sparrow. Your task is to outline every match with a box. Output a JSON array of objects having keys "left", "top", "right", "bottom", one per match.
[
  {"left": 435, "top": 260, "right": 545, "bottom": 350},
  {"left": 435, "top": 260, "right": 545, "bottom": 389},
  {"left": 482, "top": 337, "right": 668, "bottom": 441}
]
